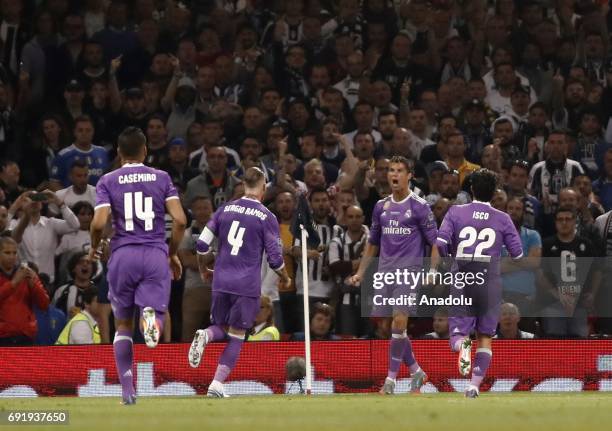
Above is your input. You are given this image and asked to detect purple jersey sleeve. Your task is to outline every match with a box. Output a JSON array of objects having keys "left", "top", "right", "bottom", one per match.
[
  {"left": 164, "top": 174, "right": 179, "bottom": 201},
  {"left": 436, "top": 207, "right": 455, "bottom": 257},
  {"left": 502, "top": 214, "right": 524, "bottom": 259},
  {"left": 263, "top": 214, "right": 284, "bottom": 271},
  {"left": 368, "top": 200, "right": 384, "bottom": 246},
  {"left": 94, "top": 175, "right": 110, "bottom": 209},
  {"left": 418, "top": 203, "right": 438, "bottom": 246},
  {"left": 196, "top": 207, "right": 221, "bottom": 254}
]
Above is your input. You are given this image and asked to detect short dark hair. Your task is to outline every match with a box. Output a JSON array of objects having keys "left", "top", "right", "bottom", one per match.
[
  {"left": 74, "top": 115, "right": 94, "bottom": 128},
  {"left": 70, "top": 159, "right": 88, "bottom": 171},
  {"left": 118, "top": 127, "right": 147, "bottom": 158},
  {"left": 67, "top": 251, "right": 92, "bottom": 277},
  {"left": 378, "top": 110, "right": 397, "bottom": 121},
  {"left": 243, "top": 167, "right": 265, "bottom": 188},
  {"left": 555, "top": 206, "right": 576, "bottom": 217},
  {"left": 311, "top": 301, "right": 334, "bottom": 320},
  {"left": 308, "top": 186, "right": 329, "bottom": 202},
  {"left": 470, "top": 168, "right": 498, "bottom": 202},
  {"left": 510, "top": 159, "right": 530, "bottom": 174},
  {"left": 71, "top": 201, "right": 94, "bottom": 215},
  {"left": 81, "top": 286, "right": 98, "bottom": 305},
  {"left": 0, "top": 236, "right": 16, "bottom": 250},
  {"left": 389, "top": 155, "right": 412, "bottom": 173}
]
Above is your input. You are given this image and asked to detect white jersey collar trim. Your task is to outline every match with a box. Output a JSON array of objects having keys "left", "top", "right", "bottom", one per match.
[
  {"left": 473, "top": 200, "right": 491, "bottom": 206},
  {"left": 391, "top": 191, "right": 412, "bottom": 204}
]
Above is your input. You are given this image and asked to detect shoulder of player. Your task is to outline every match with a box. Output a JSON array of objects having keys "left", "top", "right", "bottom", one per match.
[
  {"left": 408, "top": 192, "right": 428, "bottom": 206},
  {"left": 57, "top": 145, "right": 77, "bottom": 157}
]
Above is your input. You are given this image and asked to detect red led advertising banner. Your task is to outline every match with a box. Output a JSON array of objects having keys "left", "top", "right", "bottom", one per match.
[{"left": 1, "top": 340, "right": 611, "bottom": 397}]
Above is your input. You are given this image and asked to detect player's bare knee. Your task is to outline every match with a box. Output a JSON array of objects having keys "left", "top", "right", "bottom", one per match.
[
  {"left": 115, "top": 318, "right": 133, "bottom": 332},
  {"left": 391, "top": 312, "right": 408, "bottom": 330}
]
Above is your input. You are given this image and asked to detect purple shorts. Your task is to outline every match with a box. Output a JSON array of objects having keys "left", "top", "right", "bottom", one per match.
[
  {"left": 448, "top": 277, "right": 502, "bottom": 337},
  {"left": 211, "top": 291, "right": 260, "bottom": 330},
  {"left": 107, "top": 245, "right": 170, "bottom": 320}
]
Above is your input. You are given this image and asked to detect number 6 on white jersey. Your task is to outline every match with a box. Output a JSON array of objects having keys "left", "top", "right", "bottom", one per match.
[{"left": 228, "top": 220, "right": 246, "bottom": 255}]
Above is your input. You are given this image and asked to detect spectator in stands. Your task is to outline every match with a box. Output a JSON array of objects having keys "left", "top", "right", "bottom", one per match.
[
  {"left": 293, "top": 302, "right": 340, "bottom": 341},
  {"left": 444, "top": 132, "right": 480, "bottom": 186},
  {"left": 184, "top": 145, "right": 242, "bottom": 209},
  {"left": 52, "top": 160, "right": 96, "bottom": 212},
  {"left": 10, "top": 190, "right": 79, "bottom": 283},
  {"left": 593, "top": 148, "right": 612, "bottom": 211},
  {"left": 0, "top": 205, "right": 8, "bottom": 234},
  {"left": 329, "top": 205, "right": 369, "bottom": 336},
  {"left": 506, "top": 159, "right": 542, "bottom": 229},
  {"left": 52, "top": 251, "right": 96, "bottom": 318},
  {"left": 539, "top": 207, "right": 598, "bottom": 338},
  {"left": 55, "top": 285, "right": 100, "bottom": 345},
  {"left": 529, "top": 130, "right": 584, "bottom": 236},
  {"left": 491, "top": 188, "right": 508, "bottom": 211},
  {"left": 501, "top": 196, "right": 542, "bottom": 320},
  {"left": 56, "top": 200, "right": 93, "bottom": 253},
  {"left": 248, "top": 296, "right": 280, "bottom": 341},
  {"left": 161, "top": 137, "right": 199, "bottom": 194},
  {"left": 50, "top": 115, "right": 109, "bottom": 188},
  {"left": 421, "top": 308, "right": 449, "bottom": 339},
  {"left": 558, "top": 187, "right": 603, "bottom": 254},
  {"left": 572, "top": 173, "right": 605, "bottom": 221},
  {"left": 293, "top": 188, "right": 340, "bottom": 328},
  {"left": 495, "top": 303, "right": 535, "bottom": 339},
  {"left": 0, "top": 237, "right": 49, "bottom": 346},
  {"left": 0, "top": 159, "right": 24, "bottom": 205},
  {"left": 178, "top": 196, "right": 213, "bottom": 342}
]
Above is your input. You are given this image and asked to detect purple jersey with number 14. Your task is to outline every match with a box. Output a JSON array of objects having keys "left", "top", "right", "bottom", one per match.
[
  {"left": 196, "top": 197, "right": 284, "bottom": 298},
  {"left": 95, "top": 163, "right": 179, "bottom": 318},
  {"left": 95, "top": 163, "right": 179, "bottom": 253}
]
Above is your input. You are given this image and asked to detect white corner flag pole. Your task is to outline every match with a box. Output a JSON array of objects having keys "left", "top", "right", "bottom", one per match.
[{"left": 300, "top": 224, "right": 313, "bottom": 395}]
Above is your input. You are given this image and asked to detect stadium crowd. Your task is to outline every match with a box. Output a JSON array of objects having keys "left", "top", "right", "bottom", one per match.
[{"left": 1, "top": 0, "right": 612, "bottom": 346}]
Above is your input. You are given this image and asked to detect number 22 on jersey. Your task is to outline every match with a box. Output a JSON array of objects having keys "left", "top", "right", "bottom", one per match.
[
  {"left": 124, "top": 191, "right": 155, "bottom": 231},
  {"left": 456, "top": 227, "right": 496, "bottom": 262}
]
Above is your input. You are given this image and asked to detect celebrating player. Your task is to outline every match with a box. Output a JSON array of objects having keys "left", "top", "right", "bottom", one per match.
[
  {"left": 188, "top": 167, "right": 290, "bottom": 398},
  {"left": 89, "top": 127, "right": 187, "bottom": 405},
  {"left": 436, "top": 168, "right": 523, "bottom": 398},
  {"left": 349, "top": 155, "right": 438, "bottom": 395}
]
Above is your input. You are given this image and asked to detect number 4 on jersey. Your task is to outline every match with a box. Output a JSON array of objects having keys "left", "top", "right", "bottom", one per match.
[
  {"left": 228, "top": 220, "right": 246, "bottom": 255},
  {"left": 124, "top": 191, "right": 155, "bottom": 231}
]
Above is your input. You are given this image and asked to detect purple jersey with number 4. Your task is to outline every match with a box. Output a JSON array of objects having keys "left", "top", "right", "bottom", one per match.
[
  {"left": 95, "top": 163, "right": 179, "bottom": 253},
  {"left": 196, "top": 197, "right": 284, "bottom": 298},
  {"left": 436, "top": 201, "right": 523, "bottom": 266}
]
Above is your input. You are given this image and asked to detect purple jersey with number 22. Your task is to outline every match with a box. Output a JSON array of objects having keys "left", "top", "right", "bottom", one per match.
[
  {"left": 95, "top": 163, "right": 179, "bottom": 318},
  {"left": 436, "top": 201, "right": 523, "bottom": 336}
]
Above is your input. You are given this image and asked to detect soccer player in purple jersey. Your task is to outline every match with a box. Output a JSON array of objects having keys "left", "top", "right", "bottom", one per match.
[
  {"left": 89, "top": 127, "right": 187, "bottom": 405},
  {"left": 188, "top": 167, "right": 290, "bottom": 398},
  {"left": 436, "top": 168, "right": 523, "bottom": 398},
  {"left": 348, "top": 156, "right": 439, "bottom": 395}
]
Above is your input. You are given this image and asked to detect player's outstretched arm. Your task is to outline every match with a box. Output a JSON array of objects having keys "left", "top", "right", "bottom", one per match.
[
  {"left": 166, "top": 198, "right": 187, "bottom": 280},
  {"left": 347, "top": 243, "right": 379, "bottom": 286}
]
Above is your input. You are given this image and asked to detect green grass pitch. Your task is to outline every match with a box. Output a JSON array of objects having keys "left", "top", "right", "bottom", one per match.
[{"left": 2, "top": 393, "right": 612, "bottom": 431}]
